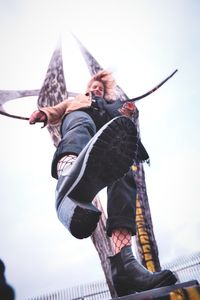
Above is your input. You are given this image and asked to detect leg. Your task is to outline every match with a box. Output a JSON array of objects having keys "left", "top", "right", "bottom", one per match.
[
  {"left": 52, "top": 110, "right": 97, "bottom": 179},
  {"left": 107, "top": 170, "right": 177, "bottom": 297},
  {"left": 55, "top": 114, "right": 140, "bottom": 239},
  {"left": 112, "top": 228, "right": 132, "bottom": 254},
  {"left": 54, "top": 111, "right": 102, "bottom": 239},
  {"left": 107, "top": 168, "right": 136, "bottom": 253},
  {"left": 106, "top": 169, "right": 137, "bottom": 239}
]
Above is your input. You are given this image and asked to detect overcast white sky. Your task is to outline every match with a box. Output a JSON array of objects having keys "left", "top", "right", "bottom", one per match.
[{"left": 0, "top": 0, "right": 200, "bottom": 299}]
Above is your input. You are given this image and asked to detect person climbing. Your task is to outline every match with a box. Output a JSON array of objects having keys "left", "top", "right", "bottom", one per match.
[{"left": 29, "top": 70, "right": 177, "bottom": 296}]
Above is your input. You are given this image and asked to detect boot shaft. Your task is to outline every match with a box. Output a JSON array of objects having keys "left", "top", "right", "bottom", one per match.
[
  {"left": 109, "top": 246, "right": 151, "bottom": 277},
  {"left": 109, "top": 246, "right": 177, "bottom": 296}
]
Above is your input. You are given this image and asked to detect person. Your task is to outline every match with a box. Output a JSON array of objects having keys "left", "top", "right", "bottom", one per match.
[
  {"left": 29, "top": 70, "right": 177, "bottom": 296},
  {"left": 0, "top": 259, "right": 15, "bottom": 300}
]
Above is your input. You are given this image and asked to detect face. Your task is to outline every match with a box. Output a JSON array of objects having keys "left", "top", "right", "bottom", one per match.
[{"left": 88, "top": 80, "right": 105, "bottom": 97}]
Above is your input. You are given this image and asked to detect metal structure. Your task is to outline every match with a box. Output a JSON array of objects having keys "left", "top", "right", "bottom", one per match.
[{"left": 162, "top": 251, "right": 200, "bottom": 284}]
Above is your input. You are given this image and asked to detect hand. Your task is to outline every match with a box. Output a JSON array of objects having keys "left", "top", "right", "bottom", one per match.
[
  {"left": 74, "top": 93, "right": 92, "bottom": 107},
  {"left": 65, "top": 93, "right": 92, "bottom": 113},
  {"left": 119, "top": 101, "right": 137, "bottom": 118},
  {"left": 29, "top": 110, "right": 47, "bottom": 125}
]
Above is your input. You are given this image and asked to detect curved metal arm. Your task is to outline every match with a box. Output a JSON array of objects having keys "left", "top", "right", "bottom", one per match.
[
  {"left": 0, "top": 70, "right": 178, "bottom": 122},
  {"left": 0, "top": 110, "right": 29, "bottom": 121},
  {"left": 126, "top": 69, "right": 178, "bottom": 102}
]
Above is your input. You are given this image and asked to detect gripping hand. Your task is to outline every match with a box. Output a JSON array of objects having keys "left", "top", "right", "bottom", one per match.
[{"left": 29, "top": 110, "right": 47, "bottom": 127}]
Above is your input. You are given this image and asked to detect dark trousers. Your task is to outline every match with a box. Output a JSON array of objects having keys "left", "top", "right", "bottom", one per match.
[{"left": 52, "top": 111, "right": 137, "bottom": 237}]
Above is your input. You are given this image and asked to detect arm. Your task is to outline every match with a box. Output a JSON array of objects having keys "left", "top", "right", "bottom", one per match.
[
  {"left": 29, "top": 101, "right": 68, "bottom": 126},
  {"left": 39, "top": 101, "right": 69, "bottom": 125},
  {"left": 29, "top": 94, "right": 92, "bottom": 126}
]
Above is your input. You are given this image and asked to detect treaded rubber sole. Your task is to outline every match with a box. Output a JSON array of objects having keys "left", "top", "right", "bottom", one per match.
[
  {"left": 114, "top": 272, "right": 177, "bottom": 297},
  {"left": 57, "top": 195, "right": 102, "bottom": 239},
  {"left": 70, "top": 203, "right": 101, "bottom": 239},
  {"left": 69, "top": 116, "right": 139, "bottom": 202},
  {"left": 154, "top": 272, "right": 177, "bottom": 289}
]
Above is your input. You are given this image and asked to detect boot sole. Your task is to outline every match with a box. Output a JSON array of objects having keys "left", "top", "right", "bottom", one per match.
[
  {"left": 57, "top": 195, "right": 102, "bottom": 239},
  {"left": 113, "top": 271, "right": 177, "bottom": 296},
  {"left": 68, "top": 116, "right": 139, "bottom": 202},
  {"left": 154, "top": 272, "right": 177, "bottom": 288},
  {"left": 135, "top": 272, "right": 177, "bottom": 293}
]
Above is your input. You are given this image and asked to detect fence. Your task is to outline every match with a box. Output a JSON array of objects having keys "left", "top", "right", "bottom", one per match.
[
  {"left": 162, "top": 251, "right": 200, "bottom": 283},
  {"left": 26, "top": 252, "right": 200, "bottom": 300},
  {"left": 26, "top": 280, "right": 111, "bottom": 300}
]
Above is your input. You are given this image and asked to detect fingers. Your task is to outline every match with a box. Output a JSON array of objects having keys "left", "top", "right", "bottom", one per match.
[
  {"left": 85, "top": 92, "right": 92, "bottom": 106},
  {"left": 29, "top": 110, "right": 46, "bottom": 125},
  {"left": 29, "top": 111, "right": 37, "bottom": 124},
  {"left": 87, "top": 92, "right": 92, "bottom": 100}
]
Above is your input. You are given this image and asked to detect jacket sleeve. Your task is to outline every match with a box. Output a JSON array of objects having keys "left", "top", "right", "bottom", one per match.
[
  {"left": 39, "top": 101, "right": 69, "bottom": 125},
  {"left": 39, "top": 94, "right": 92, "bottom": 125}
]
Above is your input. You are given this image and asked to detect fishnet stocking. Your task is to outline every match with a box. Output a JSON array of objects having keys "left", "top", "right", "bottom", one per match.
[
  {"left": 57, "top": 154, "right": 77, "bottom": 178},
  {"left": 112, "top": 228, "right": 132, "bottom": 254}
]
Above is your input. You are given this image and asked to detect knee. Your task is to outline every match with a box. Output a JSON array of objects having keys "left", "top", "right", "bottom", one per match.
[
  {"left": 62, "top": 111, "right": 96, "bottom": 135},
  {"left": 78, "top": 113, "right": 96, "bottom": 133}
]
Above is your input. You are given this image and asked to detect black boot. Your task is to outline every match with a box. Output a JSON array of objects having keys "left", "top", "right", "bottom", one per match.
[
  {"left": 109, "top": 246, "right": 177, "bottom": 297},
  {"left": 56, "top": 116, "right": 148, "bottom": 239}
]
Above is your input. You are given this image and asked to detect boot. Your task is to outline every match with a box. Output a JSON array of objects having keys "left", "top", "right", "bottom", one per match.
[
  {"left": 56, "top": 155, "right": 102, "bottom": 240},
  {"left": 109, "top": 246, "right": 177, "bottom": 297},
  {"left": 56, "top": 116, "right": 147, "bottom": 239}
]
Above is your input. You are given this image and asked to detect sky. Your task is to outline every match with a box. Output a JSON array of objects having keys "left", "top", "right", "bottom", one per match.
[{"left": 0, "top": 0, "right": 200, "bottom": 299}]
